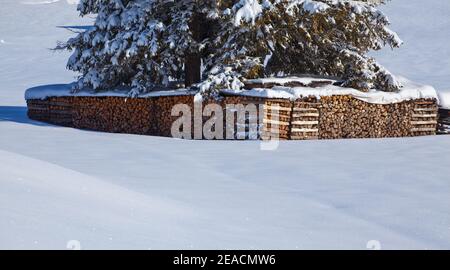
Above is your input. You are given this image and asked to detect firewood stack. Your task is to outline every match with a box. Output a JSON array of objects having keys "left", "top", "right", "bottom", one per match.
[
  {"left": 27, "top": 97, "right": 74, "bottom": 127},
  {"left": 261, "top": 99, "right": 292, "bottom": 140},
  {"left": 151, "top": 95, "right": 195, "bottom": 137},
  {"left": 317, "top": 96, "right": 437, "bottom": 139},
  {"left": 410, "top": 100, "right": 439, "bottom": 136},
  {"left": 26, "top": 93, "right": 439, "bottom": 140},
  {"left": 71, "top": 97, "right": 154, "bottom": 134},
  {"left": 437, "top": 108, "right": 450, "bottom": 134},
  {"left": 290, "top": 98, "right": 320, "bottom": 140},
  {"left": 220, "top": 96, "right": 265, "bottom": 140}
]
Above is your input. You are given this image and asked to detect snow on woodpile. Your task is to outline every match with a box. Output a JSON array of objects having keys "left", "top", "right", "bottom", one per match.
[
  {"left": 24, "top": 84, "right": 195, "bottom": 100},
  {"left": 244, "top": 76, "right": 335, "bottom": 87},
  {"left": 437, "top": 91, "right": 450, "bottom": 109},
  {"left": 225, "top": 76, "right": 439, "bottom": 105},
  {"left": 26, "top": 76, "right": 439, "bottom": 106}
]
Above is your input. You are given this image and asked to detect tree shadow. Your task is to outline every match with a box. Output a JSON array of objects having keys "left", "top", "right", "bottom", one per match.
[
  {"left": 0, "top": 106, "right": 53, "bottom": 127},
  {"left": 57, "top": 25, "right": 93, "bottom": 31}
]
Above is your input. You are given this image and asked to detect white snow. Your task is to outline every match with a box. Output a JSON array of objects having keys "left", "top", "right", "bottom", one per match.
[
  {"left": 299, "top": 0, "right": 330, "bottom": 14},
  {"left": 0, "top": 149, "right": 194, "bottom": 249},
  {"left": 21, "top": 0, "right": 79, "bottom": 5},
  {"left": 245, "top": 76, "right": 334, "bottom": 86},
  {"left": 24, "top": 84, "right": 195, "bottom": 100},
  {"left": 225, "top": 76, "right": 439, "bottom": 105},
  {"left": 234, "top": 0, "right": 264, "bottom": 26},
  {"left": 25, "top": 76, "right": 439, "bottom": 106},
  {"left": 437, "top": 91, "right": 450, "bottom": 109},
  {"left": 1, "top": 118, "right": 450, "bottom": 249},
  {"left": 373, "top": 0, "right": 450, "bottom": 91},
  {"left": 0, "top": 0, "right": 91, "bottom": 105},
  {"left": 1, "top": 0, "right": 450, "bottom": 250}
]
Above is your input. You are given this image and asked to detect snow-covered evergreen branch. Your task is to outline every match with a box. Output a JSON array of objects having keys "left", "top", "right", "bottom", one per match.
[{"left": 60, "top": 0, "right": 403, "bottom": 97}]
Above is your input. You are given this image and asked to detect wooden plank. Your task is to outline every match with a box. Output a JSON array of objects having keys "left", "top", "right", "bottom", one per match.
[
  {"left": 291, "top": 128, "right": 319, "bottom": 132},
  {"left": 264, "top": 106, "right": 292, "bottom": 112},
  {"left": 411, "top": 120, "right": 438, "bottom": 125},
  {"left": 414, "top": 108, "right": 438, "bottom": 112},
  {"left": 263, "top": 119, "right": 290, "bottom": 126},
  {"left": 411, "top": 114, "right": 437, "bottom": 118},
  {"left": 291, "top": 120, "right": 319, "bottom": 125},
  {"left": 414, "top": 101, "right": 436, "bottom": 105},
  {"left": 292, "top": 113, "right": 319, "bottom": 117},
  {"left": 293, "top": 107, "right": 318, "bottom": 112}
]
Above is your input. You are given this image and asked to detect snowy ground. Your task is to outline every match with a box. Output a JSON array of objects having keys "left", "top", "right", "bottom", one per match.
[
  {"left": 374, "top": 0, "right": 450, "bottom": 92},
  {"left": 1, "top": 0, "right": 449, "bottom": 249}
]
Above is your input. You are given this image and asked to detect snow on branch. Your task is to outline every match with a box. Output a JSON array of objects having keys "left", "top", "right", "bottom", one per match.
[{"left": 60, "top": 0, "right": 404, "bottom": 97}]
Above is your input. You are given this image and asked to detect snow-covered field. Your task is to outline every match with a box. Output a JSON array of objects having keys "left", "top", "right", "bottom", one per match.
[{"left": 1, "top": 0, "right": 449, "bottom": 249}]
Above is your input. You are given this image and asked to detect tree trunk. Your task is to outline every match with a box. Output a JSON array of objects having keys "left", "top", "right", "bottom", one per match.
[
  {"left": 185, "top": 54, "right": 201, "bottom": 87},
  {"left": 185, "top": 11, "right": 202, "bottom": 87}
]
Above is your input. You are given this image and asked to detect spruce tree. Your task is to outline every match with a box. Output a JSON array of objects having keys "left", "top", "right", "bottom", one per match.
[{"left": 61, "top": 0, "right": 403, "bottom": 97}]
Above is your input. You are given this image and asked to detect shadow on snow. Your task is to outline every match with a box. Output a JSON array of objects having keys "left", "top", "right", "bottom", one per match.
[{"left": 0, "top": 106, "right": 53, "bottom": 127}]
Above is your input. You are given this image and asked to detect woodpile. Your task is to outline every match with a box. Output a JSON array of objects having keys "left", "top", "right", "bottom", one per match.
[
  {"left": 261, "top": 99, "right": 292, "bottom": 140},
  {"left": 27, "top": 97, "right": 74, "bottom": 127},
  {"left": 26, "top": 94, "right": 439, "bottom": 140},
  {"left": 438, "top": 108, "right": 450, "bottom": 134},
  {"left": 150, "top": 96, "right": 195, "bottom": 137},
  {"left": 318, "top": 96, "right": 437, "bottom": 139},
  {"left": 220, "top": 96, "right": 266, "bottom": 140},
  {"left": 410, "top": 100, "right": 439, "bottom": 136},
  {"left": 72, "top": 97, "right": 154, "bottom": 135},
  {"left": 291, "top": 98, "right": 320, "bottom": 140}
]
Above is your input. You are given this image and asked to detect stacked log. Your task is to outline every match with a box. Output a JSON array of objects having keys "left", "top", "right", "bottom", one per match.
[
  {"left": 410, "top": 100, "right": 439, "bottom": 136},
  {"left": 220, "top": 96, "right": 265, "bottom": 140},
  {"left": 72, "top": 97, "right": 154, "bottom": 134},
  {"left": 290, "top": 97, "right": 320, "bottom": 140},
  {"left": 150, "top": 95, "right": 194, "bottom": 137},
  {"left": 26, "top": 94, "right": 439, "bottom": 140},
  {"left": 438, "top": 108, "right": 450, "bottom": 134},
  {"left": 317, "top": 96, "right": 436, "bottom": 139},
  {"left": 261, "top": 99, "right": 292, "bottom": 140},
  {"left": 27, "top": 97, "right": 74, "bottom": 126}
]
